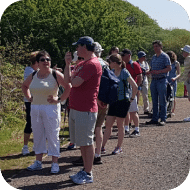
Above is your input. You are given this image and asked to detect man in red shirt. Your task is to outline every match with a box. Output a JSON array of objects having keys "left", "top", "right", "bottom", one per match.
[
  {"left": 64, "top": 36, "right": 102, "bottom": 184},
  {"left": 121, "top": 49, "right": 142, "bottom": 137}
]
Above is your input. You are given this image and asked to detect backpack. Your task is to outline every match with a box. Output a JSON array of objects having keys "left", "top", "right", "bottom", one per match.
[{"left": 98, "top": 68, "right": 120, "bottom": 104}]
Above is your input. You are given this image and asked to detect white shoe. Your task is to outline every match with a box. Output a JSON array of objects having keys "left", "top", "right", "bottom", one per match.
[
  {"left": 183, "top": 116, "right": 190, "bottom": 122},
  {"left": 22, "top": 145, "right": 30, "bottom": 155},
  {"left": 51, "top": 163, "right": 60, "bottom": 174},
  {"left": 27, "top": 160, "right": 42, "bottom": 171}
]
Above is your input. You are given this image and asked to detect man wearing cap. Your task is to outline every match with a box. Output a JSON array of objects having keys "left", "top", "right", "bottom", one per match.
[
  {"left": 181, "top": 45, "right": 190, "bottom": 121},
  {"left": 181, "top": 45, "right": 190, "bottom": 97},
  {"left": 64, "top": 36, "right": 102, "bottom": 184},
  {"left": 146, "top": 40, "right": 171, "bottom": 126},
  {"left": 136, "top": 51, "right": 150, "bottom": 114},
  {"left": 121, "top": 49, "right": 142, "bottom": 137}
]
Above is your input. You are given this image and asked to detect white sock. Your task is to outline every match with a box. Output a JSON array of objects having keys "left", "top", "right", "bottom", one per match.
[
  {"left": 135, "top": 127, "right": 139, "bottom": 132},
  {"left": 125, "top": 125, "right": 129, "bottom": 131},
  {"left": 95, "top": 153, "right": 101, "bottom": 158}
]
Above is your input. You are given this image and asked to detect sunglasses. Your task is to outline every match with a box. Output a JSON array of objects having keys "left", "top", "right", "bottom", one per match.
[{"left": 39, "top": 58, "right": 51, "bottom": 62}]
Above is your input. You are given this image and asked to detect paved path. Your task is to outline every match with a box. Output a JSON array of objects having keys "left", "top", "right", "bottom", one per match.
[{"left": 4, "top": 98, "right": 190, "bottom": 190}]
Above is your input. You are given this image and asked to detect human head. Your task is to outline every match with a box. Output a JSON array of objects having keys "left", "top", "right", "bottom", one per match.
[
  {"left": 109, "top": 53, "right": 126, "bottom": 69},
  {"left": 94, "top": 42, "right": 104, "bottom": 57},
  {"left": 166, "top": 51, "right": 177, "bottom": 63},
  {"left": 181, "top": 45, "right": 190, "bottom": 58},
  {"left": 36, "top": 50, "right": 51, "bottom": 63},
  {"left": 30, "top": 51, "right": 39, "bottom": 65},
  {"left": 152, "top": 40, "right": 163, "bottom": 55},
  {"left": 152, "top": 40, "right": 163, "bottom": 49},
  {"left": 109, "top": 46, "right": 119, "bottom": 55},
  {"left": 120, "top": 48, "right": 132, "bottom": 63}
]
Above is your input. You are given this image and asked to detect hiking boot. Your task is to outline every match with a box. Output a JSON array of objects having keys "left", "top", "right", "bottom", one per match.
[
  {"left": 158, "top": 121, "right": 165, "bottom": 126},
  {"left": 101, "top": 147, "right": 106, "bottom": 154},
  {"left": 67, "top": 143, "right": 76, "bottom": 150},
  {"left": 51, "top": 163, "right": 60, "bottom": 174},
  {"left": 112, "top": 147, "right": 123, "bottom": 155},
  {"left": 93, "top": 156, "right": 102, "bottom": 165},
  {"left": 27, "top": 160, "right": 42, "bottom": 171},
  {"left": 130, "top": 130, "right": 140, "bottom": 137},
  {"left": 184, "top": 116, "right": 190, "bottom": 122},
  {"left": 72, "top": 156, "right": 83, "bottom": 166},
  {"left": 145, "top": 120, "right": 158, "bottom": 125},
  {"left": 22, "top": 145, "right": 30, "bottom": 155},
  {"left": 71, "top": 170, "right": 93, "bottom": 184}
]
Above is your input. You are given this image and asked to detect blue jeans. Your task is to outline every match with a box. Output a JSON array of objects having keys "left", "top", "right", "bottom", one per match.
[{"left": 150, "top": 78, "right": 168, "bottom": 122}]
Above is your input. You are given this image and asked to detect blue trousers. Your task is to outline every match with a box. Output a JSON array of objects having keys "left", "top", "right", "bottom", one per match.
[{"left": 150, "top": 78, "right": 168, "bottom": 122}]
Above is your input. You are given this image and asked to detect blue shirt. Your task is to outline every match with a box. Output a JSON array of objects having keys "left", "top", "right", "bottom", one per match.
[{"left": 150, "top": 52, "right": 171, "bottom": 79}]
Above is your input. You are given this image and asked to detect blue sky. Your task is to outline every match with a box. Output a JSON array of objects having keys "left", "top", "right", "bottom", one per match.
[{"left": 126, "top": 0, "right": 190, "bottom": 31}]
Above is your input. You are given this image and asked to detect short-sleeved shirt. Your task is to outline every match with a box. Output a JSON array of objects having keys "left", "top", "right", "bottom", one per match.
[
  {"left": 150, "top": 52, "right": 171, "bottom": 79},
  {"left": 117, "top": 68, "right": 131, "bottom": 101},
  {"left": 126, "top": 60, "right": 142, "bottom": 82},
  {"left": 138, "top": 61, "right": 149, "bottom": 85},
  {"left": 69, "top": 57, "right": 102, "bottom": 112}
]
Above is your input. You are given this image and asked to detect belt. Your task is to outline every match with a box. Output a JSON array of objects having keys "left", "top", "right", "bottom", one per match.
[{"left": 152, "top": 77, "right": 166, "bottom": 80}]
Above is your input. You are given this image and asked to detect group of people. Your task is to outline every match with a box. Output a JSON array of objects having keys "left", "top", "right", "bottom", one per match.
[{"left": 21, "top": 36, "right": 190, "bottom": 185}]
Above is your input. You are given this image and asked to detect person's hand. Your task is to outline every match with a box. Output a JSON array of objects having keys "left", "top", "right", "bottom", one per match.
[
  {"left": 47, "top": 95, "right": 58, "bottom": 104},
  {"left": 27, "top": 96, "right": 33, "bottom": 102},
  {"left": 171, "top": 77, "right": 176, "bottom": 82},
  {"left": 53, "top": 64, "right": 63, "bottom": 72},
  {"left": 97, "top": 99, "right": 107, "bottom": 108},
  {"left": 65, "top": 52, "right": 72, "bottom": 66}
]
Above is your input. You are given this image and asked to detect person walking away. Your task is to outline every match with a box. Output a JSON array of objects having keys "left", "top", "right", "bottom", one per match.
[
  {"left": 64, "top": 36, "right": 102, "bottom": 185},
  {"left": 101, "top": 53, "right": 138, "bottom": 154},
  {"left": 146, "top": 40, "right": 171, "bottom": 126},
  {"left": 136, "top": 51, "right": 150, "bottom": 114},
  {"left": 121, "top": 49, "right": 142, "bottom": 137},
  {"left": 166, "top": 51, "right": 181, "bottom": 116},
  {"left": 22, "top": 51, "right": 39, "bottom": 155},
  {"left": 22, "top": 50, "right": 71, "bottom": 174}
]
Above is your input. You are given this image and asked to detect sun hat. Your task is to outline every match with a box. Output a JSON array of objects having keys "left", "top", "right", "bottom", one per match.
[
  {"left": 94, "top": 42, "right": 104, "bottom": 53},
  {"left": 137, "top": 51, "right": 146, "bottom": 59},
  {"left": 72, "top": 36, "right": 94, "bottom": 46},
  {"left": 181, "top": 45, "right": 190, "bottom": 54}
]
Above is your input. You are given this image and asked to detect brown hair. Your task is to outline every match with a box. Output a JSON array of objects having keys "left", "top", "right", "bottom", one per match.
[
  {"left": 152, "top": 40, "right": 163, "bottom": 49},
  {"left": 109, "top": 53, "right": 126, "bottom": 69},
  {"left": 30, "top": 51, "right": 39, "bottom": 65},
  {"left": 166, "top": 51, "right": 177, "bottom": 63}
]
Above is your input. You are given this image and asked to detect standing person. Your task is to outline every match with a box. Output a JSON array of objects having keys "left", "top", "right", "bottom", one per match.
[
  {"left": 181, "top": 45, "right": 190, "bottom": 97},
  {"left": 136, "top": 51, "right": 150, "bottom": 114},
  {"left": 121, "top": 49, "right": 142, "bottom": 137},
  {"left": 166, "top": 51, "right": 181, "bottom": 115},
  {"left": 101, "top": 53, "right": 138, "bottom": 154},
  {"left": 184, "top": 71, "right": 190, "bottom": 121},
  {"left": 146, "top": 40, "right": 171, "bottom": 126},
  {"left": 22, "top": 50, "right": 71, "bottom": 174},
  {"left": 64, "top": 36, "right": 102, "bottom": 184},
  {"left": 22, "top": 51, "right": 39, "bottom": 155},
  {"left": 106, "top": 46, "right": 119, "bottom": 61}
]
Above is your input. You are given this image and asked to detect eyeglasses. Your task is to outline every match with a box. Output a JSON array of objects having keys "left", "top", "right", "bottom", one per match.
[{"left": 39, "top": 58, "right": 51, "bottom": 62}]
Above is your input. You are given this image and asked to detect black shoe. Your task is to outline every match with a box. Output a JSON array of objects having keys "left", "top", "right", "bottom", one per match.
[
  {"left": 93, "top": 156, "right": 102, "bottom": 165},
  {"left": 144, "top": 111, "right": 150, "bottom": 115},
  {"left": 72, "top": 156, "right": 83, "bottom": 166},
  {"left": 130, "top": 130, "right": 140, "bottom": 138},
  {"left": 145, "top": 120, "right": 158, "bottom": 125},
  {"left": 158, "top": 121, "right": 165, "bottom": 126}
]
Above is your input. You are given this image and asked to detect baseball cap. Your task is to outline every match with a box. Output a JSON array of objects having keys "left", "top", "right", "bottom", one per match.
[
  {"left": 137, "top": 51, "right": 146, "bottom": 58},
  {"left": 120, "top": 49, "right": 132, "bottom": 56},
  {"left": 181, "top": 45, "right": 190, "bottom": 54},
  {"left": 72, "top": 36, "right": 94, "bottom": 46},
  {"left": 94, "top": 42, "right": 104, "bottom": 53}
]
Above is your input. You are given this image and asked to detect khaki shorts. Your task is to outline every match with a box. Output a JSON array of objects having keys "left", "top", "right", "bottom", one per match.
[
  {"left": 69, "top": 109, "right": 97, "bottom": 146},
  {"left": 128, "top": 96, "right": 138, "bottom": 112},
  {"left": 95, "top": 105, "right": 108, "bottom": 128}
]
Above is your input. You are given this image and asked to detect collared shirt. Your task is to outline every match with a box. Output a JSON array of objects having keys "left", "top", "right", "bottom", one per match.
[{"left": 150, "top": 52, "right": 171, "bottom": 79}]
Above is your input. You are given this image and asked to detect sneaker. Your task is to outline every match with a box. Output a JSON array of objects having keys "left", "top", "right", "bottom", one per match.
[
  {"left": 158, "top": 121, "right": 165, "bottom": 126},
  {"left": 69, "top": 168, "right": 84, "bottom": 180},
  {"left": 27, "top": 160, "right": 42, "bottom": 171},
  {"left": 144, "top": 111, "right": 150, "bottom": 115},
  {"left": 125, "top": 130, "right": 130, "bottom": 136},
  {"left": 130, "top": 130, "right": 140, "bottom": 137},
  {"left": 22, "top": 145, "right": 30, "bottom": 155},
  {"left": 112, "top": 147, "right": 123, "bottom": 155},
  {"left": 67, "top": 143, "right": 76, "bottom": 150},
  {"left": 93, "top": 156, "right": 102, "bottom": 165},
  {"left": 72, "top": 156, "right": 83, "bottom": 166},
  {"left": 51, "top": 163, "right": 60, "bottom": 174},
  {"left": 72, "top": 170, "right": 93, "bottom": 184},
  {"left": 184, "top": 116, "right": 190, "bottom": 122},
  {"left": 145, "top": 120, "right": 158, "bottom": 125},
  {"left": 101, "top": 147, "right": 106, "bottom": 154}
]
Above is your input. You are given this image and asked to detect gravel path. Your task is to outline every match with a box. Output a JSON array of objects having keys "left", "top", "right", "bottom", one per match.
[{"left": 4, "top": 98, "right": 190, "bottom": 190}]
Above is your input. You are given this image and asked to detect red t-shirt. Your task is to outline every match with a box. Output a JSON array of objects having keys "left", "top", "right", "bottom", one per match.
[
  {"left": 126, "top": 61, "right": 142, "bottom": 82},
  {"left": 69, "top": 57, "right": 102, "bottom": 112}
]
